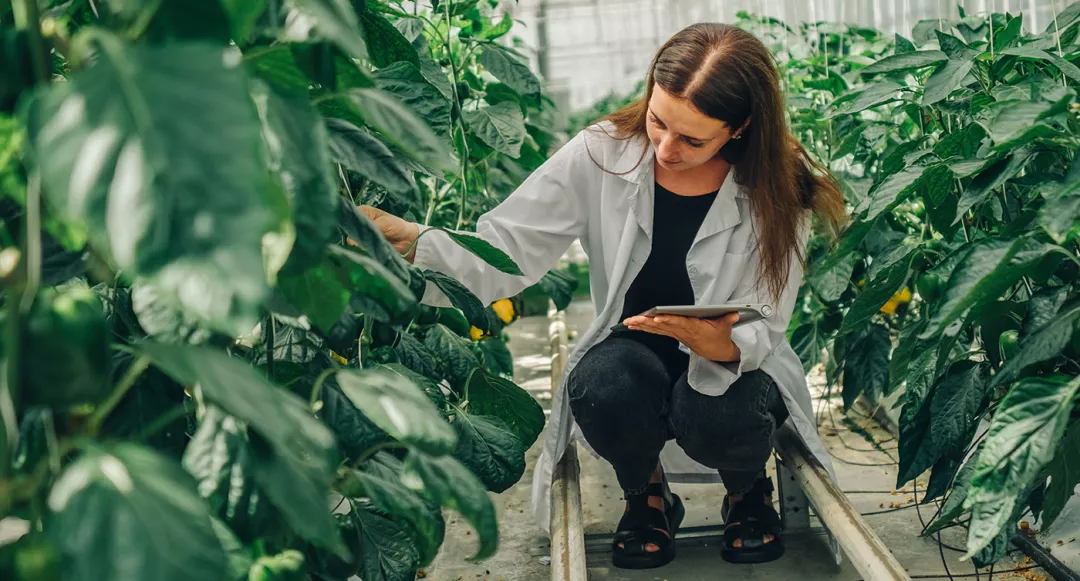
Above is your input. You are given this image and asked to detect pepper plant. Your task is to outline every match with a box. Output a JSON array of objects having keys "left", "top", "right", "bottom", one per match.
[
  {"left": 0, "top": 0, "right": 567, "bottom": 580},
  {"left": 772, "top": 3, "right": 1080, "bottom": 566}
]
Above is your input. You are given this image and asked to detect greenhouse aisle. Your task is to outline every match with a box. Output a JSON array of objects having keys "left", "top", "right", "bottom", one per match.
[{"left": 425, "top": 300, "right": 1057, "bottom": 581}]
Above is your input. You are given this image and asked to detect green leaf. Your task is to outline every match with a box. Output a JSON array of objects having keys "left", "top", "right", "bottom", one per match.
[
  {"left": 537, "top": 269, "right": 578, "bottom": 311},
  {"left": 359, "top": 8, "right": 420, "bottom": 68},
  {"left": 221, "top": 0, "right": 267, "bottom": 42},
  {"left": 253, "top": 83, "right": 338, "bottom": 269},
  {"left": 424, "top": 324, "right": 481, "bottom": 388},
  {"left": 454, "top": 413, "right": 526, "bottom": 493},
  {"left": 438, "top": 229, "right": 524, "bottom": 276},
  {"left": 326, "top": 118, "right": 414, "bottom": 194},
  {"left": 318, "top": 382, "right": 391, "bottom": 460},
  {"left": 424, "top": 270, "right": 496, "bottom": 331},
  {"left": 808, "top": 250, "right": 857, "bottom": 303},
  {"left": 925, "top": 458, "right": 976, "bottom": 534},
  {"left": 131, "top": 282, "right": 216, "bottom": 345},
  {"left": 895, "top": 33, "right": 916, "bottom": 54},
  {"left": 402, "top": 451, "right": 498, "bottom": 561},
  {"left": 1001, "top": 46, "right": 1080, "bottom": 83},
  {"left": 334, "top": 87, "right": 456, "bottom": 174},
  {"left": 278, "top": 255, "right": 351, "bottom": 334},
  {"left": 418, "top": 56, "right": 454, "bottom": 102},
  {"left": 841, "top": 323, "right": 892, "bottom": 410},
  {"left": 479, "top": 45, "right": 541, "bottom": 101},
  {"left": 481, "top": 13, "right": 514, "bottom": 40},
  {"left": 211, "top": 517, "right": 253, "bottom": 581},
  {"left": 463, "top": 102, "right": 527, "bottom": 158},
  {"left": 23, "top": 36, "right": 272, "bottom": 337},
  {"left": 394, "top": 332, "right": 442, "bottom": 382},
  {"left": 991, "top": 301, "right": 1080, "bottom": 388},
  {"left": 285, "top": 0, "right": 368, "bottom": 58},
  {"left": 790, "top": 322, "right": 828, "bottom": 373},
  {"left": 1021, "top": 286, "right": 1069, "bottom": 339},
  {"left": 139, "top": 342, "right": 344, "bottom": 554},
  {"left": 353, "top": 500, "right": 420, "bottom": 581},
  {"left": 329, "top": 244, "right": 419, "bottom": 325},
  {"left": 985, "top": 91, "right": 1075, "bottom": 150},
  {"left": 955, "top": 150, "right": 1034, "bottom": 220},
  {"left": 1039, "top": 189, "right": 1080, "bottom": 243},
  {"left": 936, "top": 30, "right": 979, "bottom": 60},
  {"left": 335, "top": 367, "right": 457, "bottom": 454},
  {"left": 933, "top": 123, "right": 987, "bottom": 160},
  {"left": 929, "top": 361, "right": 990, "bottom": 456},
  {"left": 373, "top": 62, "right": 452, "bottom": 139},
  {"left": 994, "top": 14, "right": 1024, "bottom": 51},
  {"left": 840, "top": 252, "right": 913, "bottom": 335},
  {"left": 922, "top": 237, "right": 1051, "bottom": 338},
  {"left": 859, "top": 165, "right": 935, "bottom": 222},
  {"left": 826, "top": 80, "right": 905, "bottom": 117},
  {"left": 1041, "top": 419, "right": 1080, "bottom": 528},
  {"left": 48, "top": 443, "right": 227, "bottom": 581},
  {"left": 964, "top": 375, "right": 1080, "bottom": 557},
  {"left": 465, "top": 371, "right": 545, "bottom": 449},
  {"left": 374, "top": 362, "right": 447, "bottom": 410},
  {"left": 1046, "top": 0, "right": 1080, "bottom": 32},
  {"left": 922, "top": 59, "right": 976, "bottom": 105},
  {"left": 353, "top": 453, "right": 444, "bottom": 567},
  {"left": 897, "top": 345, "right": 943, "bottom": 485},
  {"left": 861, "top": 50, "right": 947, "bottom": 75},
  {"left": 889, "top": 319, "right": 927, "bottom": 394},
  {"left": 477, "top": 337, "right": 514, "bottom": 378}
]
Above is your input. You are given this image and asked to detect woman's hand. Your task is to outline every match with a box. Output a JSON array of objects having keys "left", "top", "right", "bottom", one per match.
[
  {"left": 623, "top": 312, "right": 742, "bottom": 362},
  {"left": 354, "top": 205, "right": 420, "bottom": 262}
]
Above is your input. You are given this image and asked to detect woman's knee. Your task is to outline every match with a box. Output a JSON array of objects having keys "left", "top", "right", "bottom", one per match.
[
  {"left": 669, "top": 370, "right": 785, "bottom": 469},
  {"left": 567, "top": 336, "right": 669, "bottom": 420}
]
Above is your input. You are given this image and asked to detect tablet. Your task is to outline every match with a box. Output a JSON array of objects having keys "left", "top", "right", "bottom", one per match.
[{"left": 641, "top": 303, "right": 773, "bottom": 326}]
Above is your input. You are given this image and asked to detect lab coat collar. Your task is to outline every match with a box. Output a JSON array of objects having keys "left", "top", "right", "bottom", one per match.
[{"left": 619, "top": 136, "right": 744, "bottom": 243}]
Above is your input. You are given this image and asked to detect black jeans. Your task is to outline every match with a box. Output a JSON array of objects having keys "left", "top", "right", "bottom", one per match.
[{"left": 567, "top": 333, "right": 789, "bottom": 497}]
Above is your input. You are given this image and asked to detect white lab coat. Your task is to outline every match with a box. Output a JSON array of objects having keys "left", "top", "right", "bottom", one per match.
[{"left": 413, "top": 121, "right": 842, "bottom": 563}]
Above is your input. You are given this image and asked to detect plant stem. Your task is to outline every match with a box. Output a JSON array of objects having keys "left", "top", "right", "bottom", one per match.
[
  {"left": 266, "top": 315, "right": 276, "bottom": 381},
  {"left": 353, "top": 441, "right": 407, "bottom": 466},
  {"left": 309, "top": 367, "right": 336, "bottom": 411},
  {"left": 14, "top": 0, "right": 49, "bottom": 84},
  {"left": 441, "top": 0, "right": 471, "bottom": 229},
  {"left": 87, "top": 356, "right": 151, "bottom": 434}
]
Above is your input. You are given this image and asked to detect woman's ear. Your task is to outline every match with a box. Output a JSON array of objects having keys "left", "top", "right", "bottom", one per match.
[{"left": 735, "top": 118, "right": 751, "bottom": 138}]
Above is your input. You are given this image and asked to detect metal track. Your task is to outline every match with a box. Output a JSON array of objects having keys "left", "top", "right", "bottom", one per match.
[{"left": 548, "top": 305, "right": 588, "bottom": 581}]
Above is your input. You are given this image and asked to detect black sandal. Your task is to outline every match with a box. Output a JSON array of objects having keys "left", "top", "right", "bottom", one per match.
[
  {"left": 721, "top": 476, "right": 785, "bottom": 564},
  {"left": 611, "top": 483, "right": 686, "bottom": 569}
]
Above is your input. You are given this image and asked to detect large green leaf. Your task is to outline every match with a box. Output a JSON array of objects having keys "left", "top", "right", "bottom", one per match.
[
  {"left": 353, "top": 500, "right": 420, "bottom": 581},
  {"left": 326, "top": 118, "right": 415, "bottom": 194},
  {"left": 478, "top": 45, "right": 541, "bottom": 102},
  {"left": 537, "top": 269, "right": 578, "bottom": 311},
  {"left": 922, "top": 236, "right": 1051, "bottom": 338},
  {"left": 897, "top": 345, "right": 942, "bottom": 485},
  {"left": 1021, "top": 287, "right": 1069, "bottom": 339},
  {"left": 924, "top": 457, "right": 976, "bottom": 535},
  {"left": 955, "top": 150, "right": 1034, "bottom": 221},
  {"left": 253, "top": 82, "right": 339, "bottom": 269},
  {"left": 936, "top": 30, "right": 979, "bottom": 60},
  {"left": 1001, "top": 46, "right": 1080, "bottom": 83},
  {"left": 285, "top": 0, "right": 368, "bottom": 58},
  {"left": 277, "top": 255, "right": 351, "bottom": 334},
  {"left": 991, "top": 301, "right": 1080, "bottom": 388},
  {"left": 984, "top": 90, "right": 1074, "bottom": 150},
  {"left": 929, "top": 361, "right": 990, "bottom": 456},
  {"left": 888, "top": 319, "right": 926, "bottom": 394},
  {"left": 352, "top": 452, "right": 445, "bottom": 566},
  {"left": 131, "top": 281, "right": 216, "bottom": 345},
  {"left": 438, "top": 228, "right": 524, "bottom": 276},
  {"left": 861, "top": 50, "right": 946, "bottom": 75},
  {"left": 23, "top": 36, "right": 273, "bottom": 336},
  {"left": 790, "top": 321, "right": 828, "bottom": 373},
  {"left": 329, "top": 244, "right": 419, "bottom": 325},
  {"left": 922, "top": 59, "right": 975, "bottom": 105},
  {"left": 394, "top": 332, "right": 442, "bottom": 382},
  {"left": 402, "top": 451, "right": 498, "bottom": 561},
  {"left": 477, "top": 337, "right": 514, "bottom": 378},
  {"left": 424, "top": 270, "right": 497, "bottom": 331},
  {"left": 1042, "top": 419, "right": 1080, "bottom": 528},
  {"left": 454, "top": 412, "right": 526, "bottom": 493},
  {"left": 211, "top": 517, "right": 253, "bottom": 581},
  {"left": 465, "top": 370, "right": 545, "bottom": 449},
  {"left": 48, "top": 443, "right": 226, "bottom": 581},
  {"left": 858, "top": 165, "right": 935, "bottom": 222},
  {"left": 840, "top": 323, "right": 891, "bottom": 410},
  {"left": 373, "top": 62, "right": 452, "bottom": 139},
  {"left": 335, "top": 367, "right": 456, "bottom": 454},
  {"left": 807, "top": 250, "right": 857, "bottom": 303},
  {"left": 423, "top": 324, "right": 481, "bottom": 388},
  {"left": 318, "top": 382, "right": 391, "bottom": 460},
  {"left": 182, "top": 406, "right": 286, "bottom": 543},
  {"left": 463, "top": 102, "right": 527, "bottom": 158},
  {"left": 139, "top": 342, "right": 344, "bottom": 554},
  {"left": 826, "top": 80, "right": 905, "bottom": 117},
  {"left": 963, "top": 375, "right": 1080, "bottom": 557},
  {"left": 359, "top": 8, "right": 420, "bottom": 68}
]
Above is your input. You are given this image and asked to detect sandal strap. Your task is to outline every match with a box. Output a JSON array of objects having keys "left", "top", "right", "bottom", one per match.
[{"left": 613, "top": 493, "right": 674, "bottom": 555}]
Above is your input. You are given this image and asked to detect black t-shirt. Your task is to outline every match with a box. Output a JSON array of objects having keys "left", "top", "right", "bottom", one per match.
[{"left": 618, "top": 181, "right": 718, "bottom": 376}]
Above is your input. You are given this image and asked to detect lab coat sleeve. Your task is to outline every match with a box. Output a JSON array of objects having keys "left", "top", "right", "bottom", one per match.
[
  {"left": 688, "top": 213, "right": 811, "bottom": 395},
  {"left": 411, "top": 130, "right": 591, "bottom": 308}
]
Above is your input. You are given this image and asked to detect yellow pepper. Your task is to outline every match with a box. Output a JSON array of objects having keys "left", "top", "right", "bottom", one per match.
[
  {"left": 330, "top": 351, "right": 349, "bottom": 365},
  {"left": 469, "top": 326, "right": 484, "bottom": 341},
  {"left": 492, "top": 298, "right": 515, "bottom": 324},
  {"left": 879, "top": 287, "right": 913, "bottom": 315}
]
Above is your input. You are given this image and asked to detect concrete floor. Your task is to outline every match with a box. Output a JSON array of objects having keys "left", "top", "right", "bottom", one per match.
[{"left": 426, "top": 300, "right": 1061, "bottom": 581}]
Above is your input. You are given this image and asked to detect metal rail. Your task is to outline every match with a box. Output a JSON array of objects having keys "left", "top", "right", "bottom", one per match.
[
  {"left": 774, "top": 424, "right": 911, "bottom": 581},
  {"left": 548, "top": 304, "right": 588, "bottom": 581}
]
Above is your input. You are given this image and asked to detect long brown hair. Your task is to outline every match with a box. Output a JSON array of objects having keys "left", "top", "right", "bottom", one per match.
[{"left": 590, "top": 23, "right": 847, "bottom": 302}]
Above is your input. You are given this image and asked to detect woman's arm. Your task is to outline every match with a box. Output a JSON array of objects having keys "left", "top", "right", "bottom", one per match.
[{"left": 394, "top": 130, "right": 592, "bottom": 308}]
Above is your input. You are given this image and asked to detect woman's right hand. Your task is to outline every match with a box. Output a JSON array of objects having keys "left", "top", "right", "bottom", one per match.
[{"left": 356, "top": 205, "right": 420, "bottom": 263}]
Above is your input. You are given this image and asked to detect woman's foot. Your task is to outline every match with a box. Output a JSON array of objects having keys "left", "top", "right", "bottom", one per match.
[
  {"left": 617, "top": 466, "right": 671, "bottom": 553},
  {"left": 720, "top": 475, "right": 785, "bottom": 564}
]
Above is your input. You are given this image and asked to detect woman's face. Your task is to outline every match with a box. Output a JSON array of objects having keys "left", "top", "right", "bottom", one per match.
[{"left": 646, "top": 84, "right": 742, "bottom": 172}]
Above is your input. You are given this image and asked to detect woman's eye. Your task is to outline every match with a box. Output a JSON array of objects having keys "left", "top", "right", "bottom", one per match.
[{"left": 684, "top": 138, "right": 704, "bottom": 148}]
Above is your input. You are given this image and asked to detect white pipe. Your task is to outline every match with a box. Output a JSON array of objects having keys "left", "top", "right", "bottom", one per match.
[{"left": 548, "top": 305, "right": 586, "bottom": 581}]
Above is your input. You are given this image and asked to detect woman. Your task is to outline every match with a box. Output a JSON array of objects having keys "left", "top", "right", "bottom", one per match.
[{"left": 362, "top": 22, "right": 847, "bottom": 569}]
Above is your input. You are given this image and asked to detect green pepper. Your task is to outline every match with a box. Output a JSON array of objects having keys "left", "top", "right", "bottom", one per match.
[
  {"left": 21, "top": 286, "right": 112, "bottom": 409},
  {"left": 915, "top": 270, "right": 945, "bottom": 305},
  {"left": 248, "top": 549, "right": 306, "bottom": 581},
  {"left": 437, "top": 307, "right": 471, "bottom": 338},
  {"left": 999, "top": 330, "right": 1020, "bottom": 362}
]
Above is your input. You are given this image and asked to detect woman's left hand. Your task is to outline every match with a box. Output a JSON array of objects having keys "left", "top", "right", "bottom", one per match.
[{"left": 623, "top": 313, "right": 742, "bottom": 362}]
